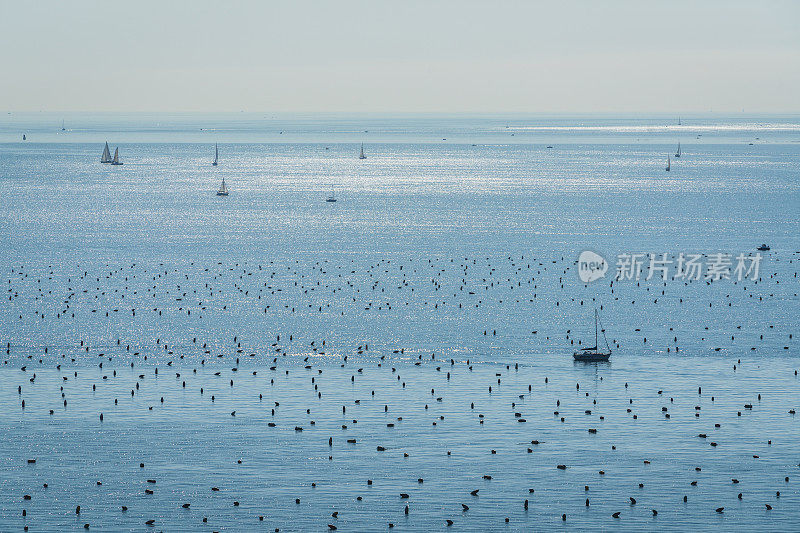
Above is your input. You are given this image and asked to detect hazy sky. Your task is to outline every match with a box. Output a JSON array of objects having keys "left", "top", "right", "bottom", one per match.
[{"left": 2, "top": 0, "right": 799, "bottom": 113}]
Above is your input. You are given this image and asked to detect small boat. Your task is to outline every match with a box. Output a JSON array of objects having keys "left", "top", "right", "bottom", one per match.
[
  {"left": 61, "top": 119, "right": 65, "bottom": 131},
  {"left": 212, "top": 143, "right": 218, "bottom": 166},
  {"left": 217, "top": 177, "right": 229, "bottom": 196},
  {"left": 573, "top": 309, "right": 611, "bottom": 362},
  {"left": 326, "top": 192, "right": 337, "bottom": 203},
  {"left": 101, "top": 142, "right": 112, "bottom": 163},
  {"left": 359, "top": 143, "right": 366, "bottom": 160},
  {"left": 665, "top": 155, "right": 670, "bottom": 172},
  {"left": 22, "top": 134, "right": 26, "bottom": 141},
  {"left": 757, "top": 244, "right": 770, "bottom": 251},
  {"left": 675, "top": 142, "right": 681, "bottom": 158},
  {"left": 110, "top": 147, "right": 123, "bottom": 165}
]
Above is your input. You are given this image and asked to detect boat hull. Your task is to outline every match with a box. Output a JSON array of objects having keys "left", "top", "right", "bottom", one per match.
[
  {"left": 573, "top": 351, "right": 611, "bottom": 362},
  {"left": 216, "top": 192, "right": 228, "bottom": 196}
]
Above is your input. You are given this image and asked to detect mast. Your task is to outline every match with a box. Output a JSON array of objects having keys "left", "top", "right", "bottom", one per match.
[
  {"left": 598, "top": 313, "right": 610, "bottom": 351},
  {"left": 595, "top": 309, "right": 598, "bottom": 349}
]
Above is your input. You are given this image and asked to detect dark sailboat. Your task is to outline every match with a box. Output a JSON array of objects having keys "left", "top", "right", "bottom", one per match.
[{"left": 573, "top": 309, "right": 611, "bottom": 362}]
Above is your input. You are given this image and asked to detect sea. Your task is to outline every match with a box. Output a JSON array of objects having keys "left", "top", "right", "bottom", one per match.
[{"left": 0, "top": 112, "right": 798, "bottom": 531}]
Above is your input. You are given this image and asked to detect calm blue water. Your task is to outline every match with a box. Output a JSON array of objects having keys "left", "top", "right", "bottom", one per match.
[{"left": 1, "top": 114, "right": 798, "bottom": 531}]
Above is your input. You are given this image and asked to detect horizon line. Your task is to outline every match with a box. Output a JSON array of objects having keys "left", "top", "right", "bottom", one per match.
[{"left": 4, "top": 110, "right": 800, "bottom": 117}]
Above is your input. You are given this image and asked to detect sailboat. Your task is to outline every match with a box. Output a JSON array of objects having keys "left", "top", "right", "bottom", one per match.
[
  {"left": 111, "top": 147, "right": 123, "bottom": 165},
  {"left": 675, "top": 142, "right": 681, "bottom": 158},
  {"left": 665, "top": 155, "right": 670, "bottom": 172},
  {"left": 573, "top": 309, "right": 612, "bottom": 362},
  {"left": 359, "top": 143, "right": 366, "bottom": 160},
  {"left": 212, "top": 143, "right": 218, "bottom": 166},
  {"left": 101, "top": 142, "right": 112, "bottom": 163},
  {"left": 326, "top": 191, "right": 337, "bottom": 203},
  {"left": 61, "top": 120, "right": 65, "bottom": 131},
  {"left": 217, "top": 177, "right": 229, "bottom": 196}
]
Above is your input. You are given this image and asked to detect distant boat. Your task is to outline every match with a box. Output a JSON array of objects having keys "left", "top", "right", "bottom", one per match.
[
  {"left": 22, "top": 134, "right": 26, "bottom": 141},
  {"left": 326, "top": 192, "right": 337, "bottom": 203},
  {"left": 666, "top": 155, "right": 670, "bottom": 172},
  {"left": 678, "top": 117, "right": 681, "bottom": 126},
  {"left": 111, "top": 147, "right": 123, "bottom": 165},
  {"left": 675, "top": 142, "right": 681, "bottom": 158},
  {"left": 757, "top": 244, "right": 770, "bottom": 251},
  {"left": 359, "top": 143, "right": 366, "bottom": 160},
  {"left": 101, "top": 142, "right": 112, "bottom": 163},
  {"left": 212, "top": 143, "right": 219, "bottom": 166},
  {"left": 573, "top": 309, "right": 611, "bottom": 362},
  {"left": 217, "top": 177, "right": 229, "bottom": 196},
  {"left": 61, "top": 120, "right": 65, "bottom": 131}
]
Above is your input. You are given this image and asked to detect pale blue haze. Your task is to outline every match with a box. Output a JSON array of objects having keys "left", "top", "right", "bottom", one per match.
[{"left": 1, "top": 1, "right": 799, "bottom": 112}]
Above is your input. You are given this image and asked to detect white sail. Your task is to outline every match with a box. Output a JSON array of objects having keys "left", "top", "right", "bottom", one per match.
[
  {"left": 112, "top": 147, "right": 120, "bottom": 164},
  {"left": 213, "top": 143, "right": 218, "bottom": 165},
  {"left": 101, "top": 142, "right": 111, "bottom": 163},
  {"left": 217, "top": 177, "right": 228, "bottom": 196},
  {"left": 666, "top": 155, "right": 670, "bottom": 171},
  {"left": 359, "top": 143, "right": 366, "bottom": 159}
]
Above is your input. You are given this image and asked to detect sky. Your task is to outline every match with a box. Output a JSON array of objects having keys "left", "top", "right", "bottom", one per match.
[{"left": 1, "top": 0, "right": 799, "bottom": 113}]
